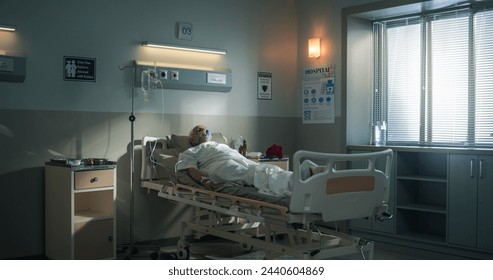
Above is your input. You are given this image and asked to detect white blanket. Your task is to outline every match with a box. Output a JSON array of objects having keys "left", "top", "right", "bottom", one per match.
[{"left": 175, "top": 141, "right": 293, "bottom": 196}]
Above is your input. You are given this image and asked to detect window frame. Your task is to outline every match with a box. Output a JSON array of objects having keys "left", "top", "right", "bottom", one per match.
[{"left": 371, "top": 5, "right": 493, "bottom": 148}]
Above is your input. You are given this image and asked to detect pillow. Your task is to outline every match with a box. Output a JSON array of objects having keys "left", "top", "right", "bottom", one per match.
[
  {"left": 168, "top": 132, "right": 227, "bottom": 150},
  {"left": 151, "top": 148, "right": 181, "bottom": 172},
  {"left": 168, "top": 134, "right": 192, "bottom": 151}
]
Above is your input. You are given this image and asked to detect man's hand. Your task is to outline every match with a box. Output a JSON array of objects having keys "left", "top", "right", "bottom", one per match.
[
  {"left": 187, "top": 168, "right": 216, "bottom": 190},
  {"left": 200, "top": 177, "right": 216, "bottom": 190}
]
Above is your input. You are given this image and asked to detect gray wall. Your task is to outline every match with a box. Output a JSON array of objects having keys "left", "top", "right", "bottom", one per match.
[
  {"left": 295, "top": 0, "right": 377, "bottom": 152},
  {"left": 345, "top": 15, "right": 373, "bottom": 146},
  {"left": 0, "top": 0, "right": 379, "bottom": 259}
]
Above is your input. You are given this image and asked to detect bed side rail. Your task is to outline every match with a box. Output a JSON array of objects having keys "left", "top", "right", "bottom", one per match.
[{"left": 290, "top": 149, "right": 393, "bottom": 222}]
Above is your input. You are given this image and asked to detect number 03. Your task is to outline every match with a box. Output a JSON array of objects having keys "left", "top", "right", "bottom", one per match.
[
  {"left": 182, "top": 27, "right": 192, "bottom": 35},
  {"left": 177, "top": 22, "right": 193, "bottom": 40}
]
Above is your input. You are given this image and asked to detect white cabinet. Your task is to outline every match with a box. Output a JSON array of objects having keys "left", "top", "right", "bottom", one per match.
[
  {"left": 449, "top": 154, "right": 493, "bottom": 251},
  {"left": 348, "top": 146, "right": 493, "bottom": 258},
  {"left": 45, "top": 164, "right": 116, "bottom": 259}
]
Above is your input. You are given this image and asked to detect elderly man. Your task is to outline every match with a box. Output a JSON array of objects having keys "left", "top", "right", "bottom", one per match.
[{"left": 175, "top": 125, "right": 293, "bottom": 196}]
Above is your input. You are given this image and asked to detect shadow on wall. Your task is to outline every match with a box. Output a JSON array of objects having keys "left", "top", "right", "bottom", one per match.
[
  {"left": 0, "top": 138, "right": 194, "bottom": 259},
  {"left": 115, "top": 141, "right": 132, "bottom": 246},
  {"left": 116, "top": 139, "right": 195, "bottom": 247},
  {"left": 0, "top": 166, "right": 45, "bottom": 259}
]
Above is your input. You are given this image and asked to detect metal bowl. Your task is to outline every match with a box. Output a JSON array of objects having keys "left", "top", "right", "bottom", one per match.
[{"left": 83, "top": 158, "right": 108, "bottom": 165}]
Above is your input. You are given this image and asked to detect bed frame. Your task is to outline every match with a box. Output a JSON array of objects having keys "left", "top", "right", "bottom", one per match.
[{"left": 140, "top": 136, "right": 393, "bottom": 260}]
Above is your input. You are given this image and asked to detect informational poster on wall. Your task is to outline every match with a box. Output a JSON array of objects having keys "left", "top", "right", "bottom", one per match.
[
  {"left": 63, "top": 56, "right": 96, "bottom": 82},
  {"left": 301, "top": 65, "right": 335, "bottom": 124},
  {"left": 257, "top": 72, "right": 272, "bottom": 100}
]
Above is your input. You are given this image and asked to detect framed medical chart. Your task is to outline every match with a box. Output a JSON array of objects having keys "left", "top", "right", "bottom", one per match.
[
  {"left": 301, "top": 65, "right": 335, "bottom": 124},
  {"left": 257, "top": 72, "right": 272, "bottom": 100}
]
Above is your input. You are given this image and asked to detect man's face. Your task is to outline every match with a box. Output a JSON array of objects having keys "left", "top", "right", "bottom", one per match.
[{"left": 190, "top": 125, "right": 210, "bottom": 146}]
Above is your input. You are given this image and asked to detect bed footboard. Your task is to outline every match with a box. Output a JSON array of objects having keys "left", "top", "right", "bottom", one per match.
[{"left": 290, "top": 149, "right": 393, "bottom": 222}]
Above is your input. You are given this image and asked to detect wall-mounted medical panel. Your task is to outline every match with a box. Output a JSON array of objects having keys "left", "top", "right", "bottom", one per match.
[
  {"left": 0, "top": 55, "right": 26, "bottom": 83},
  {"left": 135, "top": 62, "right": 232, "bottom": 92}
]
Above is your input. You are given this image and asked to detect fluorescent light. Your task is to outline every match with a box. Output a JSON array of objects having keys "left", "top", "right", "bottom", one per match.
[
  {"left": 0, "top": 24, "right": 16, "bottom": 32},
  {"left": 142, "top": 41, "right": 226, "bottom": 55}
]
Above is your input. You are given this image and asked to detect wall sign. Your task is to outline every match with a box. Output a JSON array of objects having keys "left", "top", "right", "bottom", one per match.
[
  {"left": 63, "top": 56, "right": 96, "bottom": 82},
  {"left": 177, "top": 22, "right": 193, "bottom": 40},
  {"left": 301, "top": 65, "right": 335, "bottom": 124},
  {"left": 257, "top": 72, "right": 272, "bottom": 100}
]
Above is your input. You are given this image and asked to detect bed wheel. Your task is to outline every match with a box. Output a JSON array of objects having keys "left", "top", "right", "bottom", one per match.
[
  {"left": 176, "top": 246, "right": 191, "bottom": 260},
  {"left": 240, "top": 243, "right": 254, "bottom": 252}
]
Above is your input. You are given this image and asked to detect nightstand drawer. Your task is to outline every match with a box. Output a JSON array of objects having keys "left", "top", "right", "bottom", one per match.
[
  {"left": 263, "top": 160, "right": 289, "bottom": 170},
  {"left": 257, "top": 157, "right": 289, "bottom": 171},
  {"left": 75, "top": 169, "right": 113, "bottom": 190}
]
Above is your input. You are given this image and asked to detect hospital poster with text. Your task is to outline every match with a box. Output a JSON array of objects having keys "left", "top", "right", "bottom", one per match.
[{"left": 302, "top": 65, "right": 335, "bottom": 124}]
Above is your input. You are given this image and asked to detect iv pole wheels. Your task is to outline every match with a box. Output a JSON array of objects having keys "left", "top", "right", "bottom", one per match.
[
  {"left": 240, "top": 242, "right": 254, "bottom": 253},
  {"left": 176, "top": 245, "right": 191, "bottom": 260}
]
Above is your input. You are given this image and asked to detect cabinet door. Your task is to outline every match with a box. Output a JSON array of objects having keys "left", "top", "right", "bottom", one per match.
[
  {"left": 74, "top": 219, "right": 114, "bottom": 259},
  {"left": 448, "top": 154, "right": 477, "bottom": 247},
  {"left": 477, "top": 156, "right": 493, "bottom": 251}
]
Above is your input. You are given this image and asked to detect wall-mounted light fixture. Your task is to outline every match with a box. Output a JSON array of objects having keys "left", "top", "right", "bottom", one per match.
[
  {"left": 308, "top": 38, "right": 320, "bottom": 58},
  {"left": 142, "top": 41, "right": 227, "bottom": 55},
  {"left": 0, "top": 24, "right": 16, "bottom": 32}
]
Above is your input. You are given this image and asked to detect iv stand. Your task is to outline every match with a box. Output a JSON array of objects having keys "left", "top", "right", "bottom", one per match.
[
  {"left": 118, "top": 61, "right": 139, "bottom": 258},
  {"left": 128, "top": 61, "right": 137, "bottom": 255},
  {"left": 119, "top": 61, "right": 168, "bottom": 259}
]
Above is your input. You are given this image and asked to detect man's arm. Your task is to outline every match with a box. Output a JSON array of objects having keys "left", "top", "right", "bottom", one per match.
[{"left": 187, "top": 167, "right": 216, "bottom": 190}]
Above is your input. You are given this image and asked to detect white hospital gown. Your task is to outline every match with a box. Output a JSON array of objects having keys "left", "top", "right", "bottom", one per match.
[{"left": 175, "top": 141, "right": 293, "bottom": 196}]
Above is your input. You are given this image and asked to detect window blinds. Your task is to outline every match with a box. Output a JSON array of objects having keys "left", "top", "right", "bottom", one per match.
[
  {"left": 385, "top": 20, "right": 421, "bottom": 143},
  {"left": 372, "top": 7, "right": 493, "bottom": 147},
  {"left": 474, "top": 9, "right": 493, "bottom": 146},
  {"left": 428, "top": 12, "right": 470, "bottom": 144}
]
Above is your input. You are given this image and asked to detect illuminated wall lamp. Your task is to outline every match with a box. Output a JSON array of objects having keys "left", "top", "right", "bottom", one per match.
[
  {"left": 142, "top": 41, "right": 226, "bottom": 55},
  {"left": 308, "top": 38, "right": 320, "bottom": 58},
  {"left": 0, "top": 24, "right": 16, "bottom": 32}
]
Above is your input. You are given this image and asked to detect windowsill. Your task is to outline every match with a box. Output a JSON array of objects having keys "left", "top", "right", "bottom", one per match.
[{"left": 347, "top": 144, "right": 493, "bottom": 154}]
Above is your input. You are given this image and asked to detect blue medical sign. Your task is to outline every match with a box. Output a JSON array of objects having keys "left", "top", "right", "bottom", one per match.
[{"left": 63, "top": 56, "right": 96, "bottom": 82}]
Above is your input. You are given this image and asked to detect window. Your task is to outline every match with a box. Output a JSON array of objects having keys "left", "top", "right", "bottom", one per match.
[{"left": 372, "top": 6, "right": 493, "bottom": 147}]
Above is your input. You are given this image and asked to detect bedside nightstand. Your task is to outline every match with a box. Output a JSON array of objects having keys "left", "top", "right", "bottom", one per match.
[
  {"left": 45, "top": 161, "right": 116, "bottom": 259},
  {"left": 257, "top": 157, "right": 289, "bottom": 171}
]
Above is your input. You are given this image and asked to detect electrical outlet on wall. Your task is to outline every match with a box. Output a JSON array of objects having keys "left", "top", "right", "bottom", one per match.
[
  {"left": 158, "top": 69, "right": 168, "bottom": 80},
  {"left": 170, "top": 70, "right": 179, "bottom": 80}
]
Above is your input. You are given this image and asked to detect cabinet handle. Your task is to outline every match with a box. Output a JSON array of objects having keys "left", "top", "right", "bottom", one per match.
[
  {"left": 470, "top": 159, "right": 475, "bottom": 178},
  {"left": 108, "top": 235, "right": 113, "bottom": 242},
  {"left": 479, "top": 159, "right": 483, "bottom": 179},
  {"left": 90, "top": 177, "right": 99, "bottom": 183}
]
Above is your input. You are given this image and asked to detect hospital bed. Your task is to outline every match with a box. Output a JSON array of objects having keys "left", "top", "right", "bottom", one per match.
[{"left": 139, "top": 133, "right": 393, "bottom": 260}]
